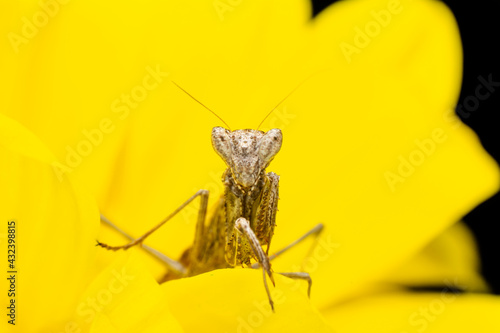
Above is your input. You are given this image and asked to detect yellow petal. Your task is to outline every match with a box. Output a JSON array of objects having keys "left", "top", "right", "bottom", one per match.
[
  {"left": 161, "top": 268, "right": 333, "bottom": 332},
  {"left": 78, "top": 250, "right": 183, "bottom": 333},
  {"left": 0, "top": 114, "right": 98, "bottom": 332},
  {"left": 384, "top": 222, "right": 488, "bottom": 292},
  {"left": 322, "top": 291, "right": 500, "bottom": 332}
]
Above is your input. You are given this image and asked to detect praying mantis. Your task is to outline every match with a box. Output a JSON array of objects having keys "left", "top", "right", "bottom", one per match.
[{"left": 97, "top": 81, "right": 325, "bottom": 311}]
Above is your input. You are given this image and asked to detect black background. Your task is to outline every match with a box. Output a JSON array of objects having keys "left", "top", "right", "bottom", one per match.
[{"left": 311, "top": 0, "right": 499, "bottom": 293}]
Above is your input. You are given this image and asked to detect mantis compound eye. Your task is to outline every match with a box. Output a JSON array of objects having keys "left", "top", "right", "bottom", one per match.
[
  {"left": 258, "top": 129, "right": 282, "bottom": 167},
  {"left": 211, "top": 127, "right": 232, "bottom": 165}
]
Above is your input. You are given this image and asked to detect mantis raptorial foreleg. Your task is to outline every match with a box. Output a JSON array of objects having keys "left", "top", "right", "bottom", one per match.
[
  {"left": 251, "top": 223, "right": 324, "bottom": 299},
  {"left": 234, "top": 217, "right": 276, "bottom": 310},
  {"left": 236, "top": 220, "right": 325, "bottom": 309}
]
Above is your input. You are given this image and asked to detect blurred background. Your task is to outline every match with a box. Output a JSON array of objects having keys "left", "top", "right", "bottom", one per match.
[{"left": 312, "top": 0, "right": 500, "bottom": 293}]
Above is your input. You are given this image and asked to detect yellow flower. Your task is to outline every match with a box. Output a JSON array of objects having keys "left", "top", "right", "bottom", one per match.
[{"left": 1, "top": 0, "right": 499, "bottom": 332}]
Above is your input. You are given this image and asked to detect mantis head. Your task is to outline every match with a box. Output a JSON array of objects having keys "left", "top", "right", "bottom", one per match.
[{"left": 211, "top": 127, "right": 282, "bottom": 189}]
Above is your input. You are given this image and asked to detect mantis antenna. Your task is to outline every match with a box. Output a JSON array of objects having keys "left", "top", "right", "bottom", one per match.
[
  {"left": 171, "top": 81, "right": 231, "bottom": 130},
  {"left": 256, "top": 69, "right": 332, "bottom": 130}
]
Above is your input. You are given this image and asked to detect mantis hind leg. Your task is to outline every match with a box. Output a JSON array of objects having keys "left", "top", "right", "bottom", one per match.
[
  {"left": 251, "top": 223, "right": 324, "bottom": 269},
  {"left": 251, "top": 223, "right": 328, "bottom": 299}
]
